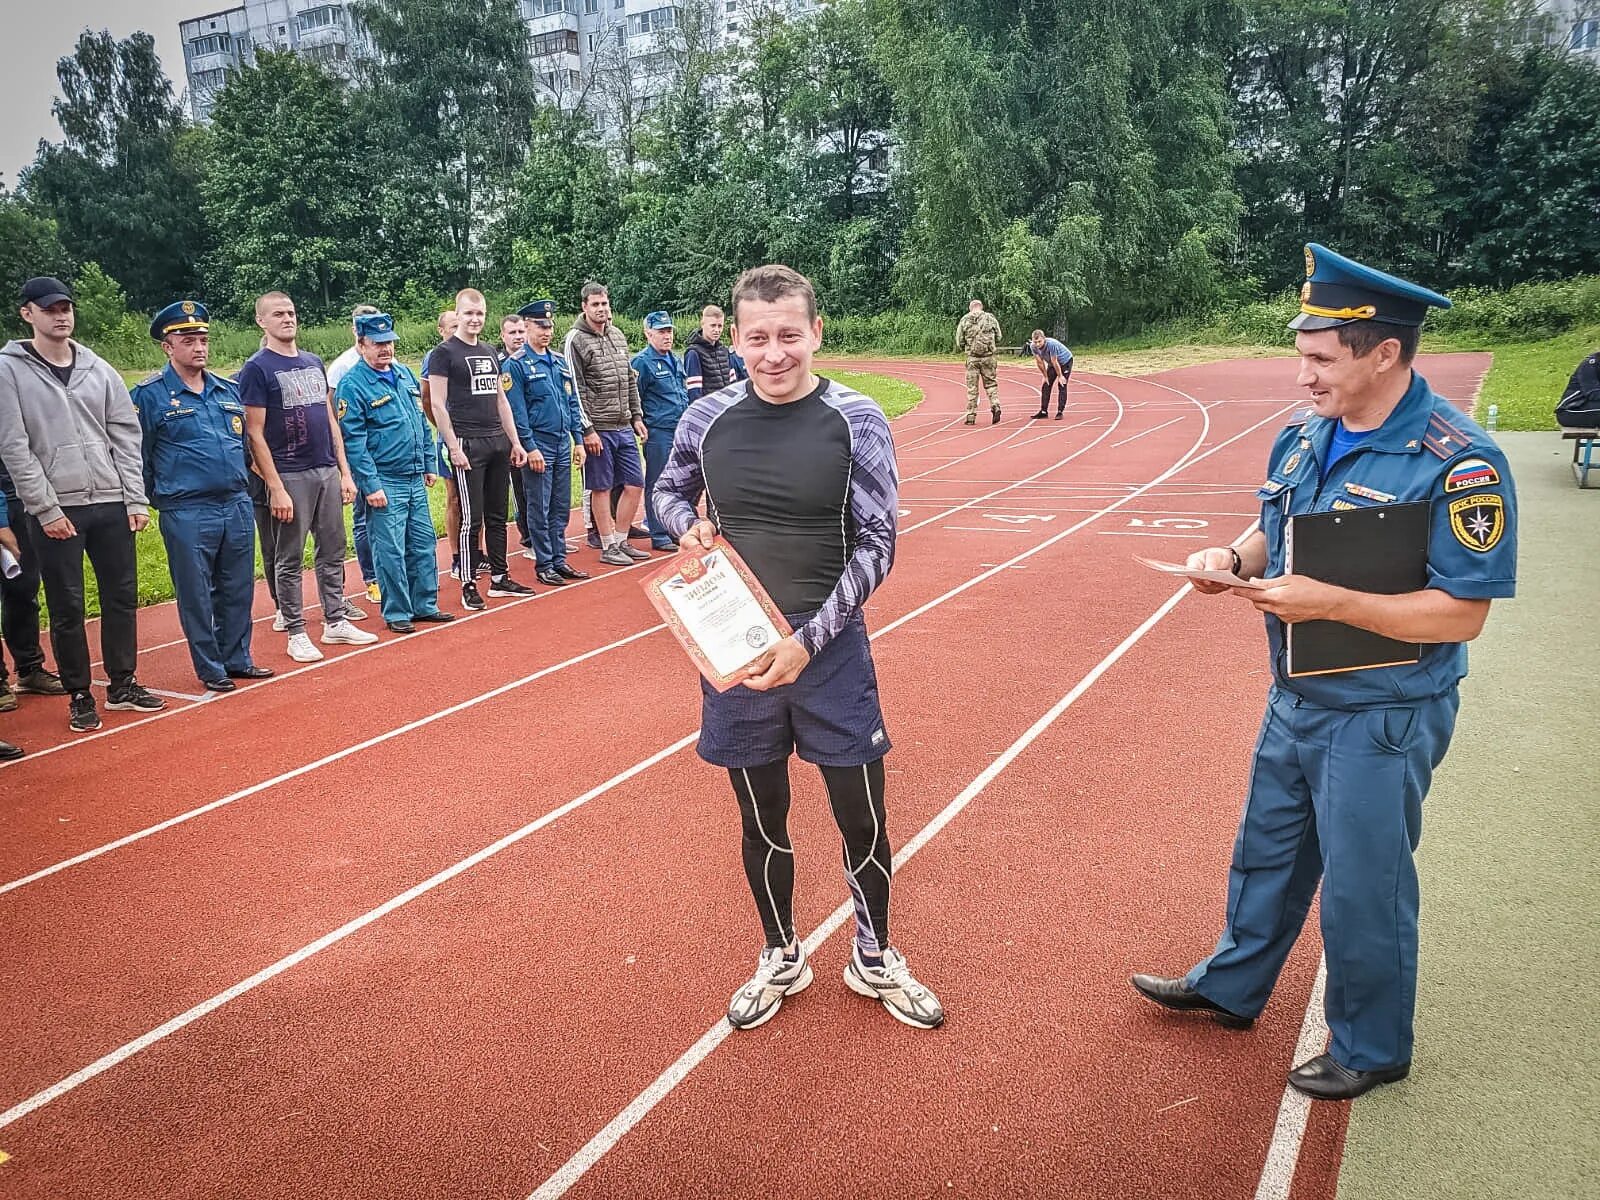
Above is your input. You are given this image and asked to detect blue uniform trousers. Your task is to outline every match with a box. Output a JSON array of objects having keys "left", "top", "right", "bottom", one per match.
[
  {"left": 366, "top": 475, "right": 441, "bottom": 624},
  {"left": 352, "top": 494, "right": 375, "bottom": 587},
  {"left": 159, "top": 495, "right": 257, "bottom": 684},
  {"left": 523, "top": 430, "right": 573, "bottom": 571},
  {"left": 1186, "top": 685, "right": 1459, "bottom": 1071},
  {"left": 642, "top": 429, "right": 675, "bottom": 549}
]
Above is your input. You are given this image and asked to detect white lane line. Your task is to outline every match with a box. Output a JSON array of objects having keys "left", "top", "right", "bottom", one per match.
[
  {"left": 1254, "top": 957, "right": 1330, "bottom": 1200},
  {"left": 1111, "top": 415, "right": 1185, "bottom": 449},
  {"left": 0, "top": 389, "right": 1138, "bottom": 890},
  {"left": 529, "top": 577, "right": 1205, "bottom": 1200},
  {"left": 942, "top": 526, "right": 1038, "bottom": 534},
  {"left": 90, "top": 680, "right": 211, "bottom": 704},
  {"left": 0, "top": 728, "right": 699, "bottom": 1134},
  {"left": 0, "top": 625, "right": 668, "bottom": 898}
]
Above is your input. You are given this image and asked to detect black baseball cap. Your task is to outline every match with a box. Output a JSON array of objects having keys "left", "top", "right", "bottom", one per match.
[{"left": 21, "top": 277, "right": 73, "bottom": 308}]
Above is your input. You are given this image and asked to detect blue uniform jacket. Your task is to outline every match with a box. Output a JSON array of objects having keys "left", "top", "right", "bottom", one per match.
[
  {"left": 334, "top": 360, "right": 431, "bottom": 495},
  {"left": 131, "top": 365, "right": 250, "bottom": 508},
  {"left": 632, "top": 346, "right": 689, "bottom": 434},
  {"left": 503, "top": 349, "right": 585, "bottom": 444},
  {"left": 1258, "top": 371, "right": 1517, "bottom": 709}
]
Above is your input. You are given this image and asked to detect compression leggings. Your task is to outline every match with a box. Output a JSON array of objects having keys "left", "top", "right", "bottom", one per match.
[{"left": 728, "top": 758, "right": 891, "bottom": 956}]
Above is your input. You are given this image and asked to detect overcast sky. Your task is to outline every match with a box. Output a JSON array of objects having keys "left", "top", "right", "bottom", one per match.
[{"left": 2, "top": 0, "right": 196, "bottom": 189}]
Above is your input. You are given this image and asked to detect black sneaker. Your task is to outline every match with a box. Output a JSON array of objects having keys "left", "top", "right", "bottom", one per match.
[
  {"left": 15, "top": 667, "right": 67, "bottom": 696},
  {"left": 0, "top": 739, "right": 22, "bottom": 761},
  {"left": 0, "top": 678, "right": 15, "bottom": 713},
  {"left": 1031, "top": 410, "right": 1049, "bottom": 419},
  {"left": 488, "top": 576, "right": 534, "bottom": 597},
  {"left": 69, "top": 692, "right": 102, "bottom": 732},
  {"left": 106, "top": 682, "right": 167, "bottom": 713},
  {"left": 462, "top": 583, "right": 486, "bottom": 611}
]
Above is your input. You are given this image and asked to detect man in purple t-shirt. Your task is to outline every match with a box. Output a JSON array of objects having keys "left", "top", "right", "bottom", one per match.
[{"left": 239, "top": 291, "right": 377, "bottom": 662}]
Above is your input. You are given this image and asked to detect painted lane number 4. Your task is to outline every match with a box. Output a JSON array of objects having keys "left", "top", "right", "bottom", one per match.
[{"left": 986, "top": 513, "right": 1056, "bottom": 524}]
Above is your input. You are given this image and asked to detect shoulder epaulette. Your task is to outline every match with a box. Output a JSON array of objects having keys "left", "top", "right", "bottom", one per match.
[
  {"left": 1423, "top": 409, "right": 1472, "bottom": 460},
  {"left": 1284, "top": 408, "right": 1313, "bottom": 428}
]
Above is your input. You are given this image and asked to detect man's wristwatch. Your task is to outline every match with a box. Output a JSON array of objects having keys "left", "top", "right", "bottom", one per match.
[{"left": 1229, "top": 548, "right": 1243, "bottom": 577}]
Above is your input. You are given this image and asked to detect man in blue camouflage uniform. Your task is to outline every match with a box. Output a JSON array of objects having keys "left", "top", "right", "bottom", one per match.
[{"left": 1131, "top": 245, "right": 1518, "bottom": 1100}]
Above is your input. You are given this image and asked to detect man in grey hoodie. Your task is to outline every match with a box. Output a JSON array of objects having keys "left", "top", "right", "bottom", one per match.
[{"left": 0, "top": 277, "right": 166, "bottom": 733}]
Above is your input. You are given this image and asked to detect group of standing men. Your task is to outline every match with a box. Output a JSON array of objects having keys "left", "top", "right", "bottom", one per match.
[
  {"left": 953, "top": 299, "right": 1076, "bottom": 423},
  {"left": 0, "top": 273, "right": 751, "bottom": 750}
]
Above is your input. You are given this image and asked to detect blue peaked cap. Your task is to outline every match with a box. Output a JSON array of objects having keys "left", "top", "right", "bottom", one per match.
[{"left": 1289, "top": 243, "right": 1452, "bottom": 332}]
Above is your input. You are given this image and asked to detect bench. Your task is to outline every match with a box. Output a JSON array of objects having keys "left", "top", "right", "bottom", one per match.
[{"left": 1563, "top": 428, "right": 1600, "bottom": 488}]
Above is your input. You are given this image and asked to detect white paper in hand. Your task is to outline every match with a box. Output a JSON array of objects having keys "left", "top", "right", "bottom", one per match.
[{"left": 1134, "top": 555, "right": 1265, "bottom": 590}]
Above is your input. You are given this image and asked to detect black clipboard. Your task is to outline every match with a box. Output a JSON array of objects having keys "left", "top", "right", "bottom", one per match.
[{"left": 1285, "top": 501, "right": 1430, "bottom": 676}]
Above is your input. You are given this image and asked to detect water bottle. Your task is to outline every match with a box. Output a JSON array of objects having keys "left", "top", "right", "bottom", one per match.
[{"left": 1486, "top": 403, "right": 1499, "bottom": 432}]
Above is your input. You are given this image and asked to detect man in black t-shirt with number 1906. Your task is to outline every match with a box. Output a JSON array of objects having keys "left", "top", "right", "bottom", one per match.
[{"left": 428, "top": 287, "right": 532, "bottom": 611}]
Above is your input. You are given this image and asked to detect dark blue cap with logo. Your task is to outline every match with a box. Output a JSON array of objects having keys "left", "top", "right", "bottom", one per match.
[
  {"left": 643, "top": 310, "right": 673, "bottom": 330},
  {"left": 355, "top": 312, "right": 398, "bottom": 343},
  {"left": 150, "top": 299, "right": 210, "bottom": 341},
  {"left": 1289, "top": 243, "right": 1452, "bottom": 332},
  {"left": 518, "top": 299, "right": 556, "bottom": 323}
]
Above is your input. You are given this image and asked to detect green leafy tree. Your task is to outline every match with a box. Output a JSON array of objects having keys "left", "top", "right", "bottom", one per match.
[
  {"left": 20, "top": 30, "right": 209, "bottom": 309},
  {"left": 352, "top": 0, "right": 538, "bottom": 283},
  {"left": 0, "top": 190, "right": 73, "bottom": 337},
  {"left": 199, "top": 52, "right": 369, "bottom": 317}
]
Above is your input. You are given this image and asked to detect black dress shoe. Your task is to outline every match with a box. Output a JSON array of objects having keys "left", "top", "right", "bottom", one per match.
[
  {"left": 536, "top": 569, "right": 568, "bottom": 586},
  {"left": 226, "top": 665, "right": 274, "bottom": 680},
  {"left": 203, "top": 678, "right": 237, "bottom": 693},
  {"left": 553, "top": 564, "right": 590, "bottom": 580},
  {"left": 386, "top": 619, "right": 416, "bottom": 634},
  {"left": 0, "top": 739, "right": 22, "bottom": 761},
  {"left": 413, "top": 611, "right": 456, "bottom": 623},
  {"left": 1288, "top": 1054, "right": 1409, "bottom": 1100},
  {"left": 627, "top": 524, "right": 651, "bottom": 540},
  {"left": 1130, "top": 974, "right": 1255, "bottom": 1030},
  {"left": 1031, "top": 410, "right": 1049, "bottom": 419}
]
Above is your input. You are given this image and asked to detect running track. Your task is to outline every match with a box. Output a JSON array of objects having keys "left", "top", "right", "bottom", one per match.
[{"left": 0, "top": 353, "right": 1490, "bottom": 1199}]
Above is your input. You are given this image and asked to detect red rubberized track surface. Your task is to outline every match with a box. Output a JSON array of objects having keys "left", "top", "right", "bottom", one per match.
[{"left": 0, "top": 354, "right": 1489, "bottom": 1199}]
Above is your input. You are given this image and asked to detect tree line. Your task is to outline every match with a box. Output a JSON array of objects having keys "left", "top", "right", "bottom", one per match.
[{"left": 2, "top": 0, "right": 1597, "bottom": 343}]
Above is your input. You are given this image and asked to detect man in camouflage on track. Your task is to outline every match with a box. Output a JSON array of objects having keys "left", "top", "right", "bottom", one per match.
[{"left": 954, "top": 299, "right": 1003, "bottom": 426}]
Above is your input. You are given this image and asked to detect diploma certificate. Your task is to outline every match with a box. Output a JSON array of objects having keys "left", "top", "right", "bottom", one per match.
[{"left": 644, "top": 538, "right": 793, "bottom": 691}]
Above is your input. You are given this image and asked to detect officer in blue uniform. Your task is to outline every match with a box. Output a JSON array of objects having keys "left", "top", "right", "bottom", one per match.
[
  {"left": 632, "top": 311, "right": 690, "bottom": 552},
  {"left": 503, "top": 299, "right": 589, "bottom": 587},
  {"left": 333, "top": 313, "right": 456, "bottom": 634},
  {"left": 1130, "top": 245, "right": 1518, "bottom": 1100},
  {"left": 132, "top": 302, "right": 273, "bottom": 692}
]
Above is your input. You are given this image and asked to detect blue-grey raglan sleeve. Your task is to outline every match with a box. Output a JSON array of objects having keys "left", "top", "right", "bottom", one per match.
[{"left": 795, "top": 399, "right": 898, "bottom": 656}]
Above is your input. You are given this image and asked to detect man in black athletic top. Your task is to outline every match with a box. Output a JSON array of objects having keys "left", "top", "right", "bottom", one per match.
[{"left": 654, "top": 264, "right": 944, "bottom": 1032}]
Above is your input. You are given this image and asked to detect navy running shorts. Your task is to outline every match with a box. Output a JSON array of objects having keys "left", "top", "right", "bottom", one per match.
[
  {"left": 582, "top": 428, "right": 645, "bottom": 492},
  {"left": 697, "top": 611, "right": 891, "bottom": 769}
]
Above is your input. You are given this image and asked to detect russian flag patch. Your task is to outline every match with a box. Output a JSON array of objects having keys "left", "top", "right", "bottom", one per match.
[{"left": 1444, "top": 456, "right": 1499, "bottom": 493}]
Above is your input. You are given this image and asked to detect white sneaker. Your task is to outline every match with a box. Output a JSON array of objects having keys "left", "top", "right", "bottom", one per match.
[
  {"left": 286, "top": 632, "right": 324, "bottom": 662},
  {"left": 272, "top": 610, "right": 289, "bottom": 633},
  {"left": 727, "top": 944, "right": 812, "bottom": 1030},
  {"left": 322, "top": 620, "right": 379, "bottom": 646},
  {"left": 843, "top": 945, "right": 944, "bottom": 1029}
]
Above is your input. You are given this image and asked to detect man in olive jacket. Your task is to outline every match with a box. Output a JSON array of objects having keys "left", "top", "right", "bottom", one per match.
[{"left": 563, "top": 282, "right": 650, "bottom": 567}]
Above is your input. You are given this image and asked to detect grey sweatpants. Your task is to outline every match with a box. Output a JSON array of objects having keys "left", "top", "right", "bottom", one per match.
[{"left": 273, "top": 465, "right": 347, "bottom": 635}]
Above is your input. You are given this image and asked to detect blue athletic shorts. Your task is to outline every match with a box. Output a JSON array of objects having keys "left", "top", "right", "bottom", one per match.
[
  {"left": 697, "top": 611, "right": 891, "bottom": 769},
  {"left": 582, "top": 428, "right": 644, "bottom": 492},
  {"left": 437, "top": 438, "right": 452, "bottom": 479}
]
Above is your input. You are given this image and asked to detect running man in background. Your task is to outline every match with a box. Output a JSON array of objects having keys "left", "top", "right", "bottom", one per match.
[
  {"left": 1029, "top": 328, "right": 1073, "bottom": 419},
  {"left": 654, "top": 263, "right": 944, "bottom": 1033}
]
